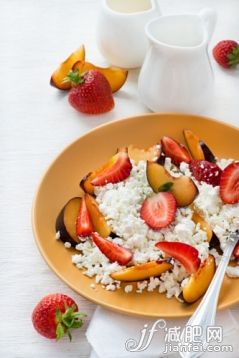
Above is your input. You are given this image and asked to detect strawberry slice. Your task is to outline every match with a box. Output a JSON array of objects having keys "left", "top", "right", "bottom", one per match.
[
  {"left": 220, "top": 162, "right": 239, "bottom": 204},
  {"left": 76, "top": 196, "right": 94, "bottom": 237},
  {"left": 155, "top": 241, "right": 201, "bottom": 273},
  {"left": 91, "top": 150, "right": 132, "bottom": 186},
  {"left": 161, "top": 136, "right": 191, "bottom": 166},
  {"left": 140, "top": 192, "right": 176, "bottom": 230},
  {"left": 189, "top": 160, "right": 222, "bottom": 187},
  {"left": 91, "top": 232, "right": 133, "bottom": 265},
  {"left": 233, "top": 242, "right": 239, "bottom": 259}
]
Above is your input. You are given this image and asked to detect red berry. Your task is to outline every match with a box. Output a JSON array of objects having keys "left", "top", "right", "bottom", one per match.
[
  {"left": 68, "top": 70, "right": 114, "bottom": 114},
  {"left": 213, "top": 40, "right": 239, "bottom": 68},
  {"left": 161, "top": 136, "right": 191, "bottom": 166},
  {"left": 76, "top": 196, "right": 94, "bottom": 237},
  {"left": 91, "top": 150, "right": 132, "bottom": 186},
  {"left": 189, "top": 160, "right": 222, "bottom": 186},
  {"left": 233, "top": 241, "right": 239, "bottom": 259},
  {"left": 155, "top": 241, "right": 201, "bottom": 274},
  {"left": 140, "top": 192, "right": 177, "bottom": 230},
  {"left": 91, "top": 232, "right": 133, "bottom": 265},
  {"left": 220, "top": 162, "right": 239, "bottom": 204},
  {"left": 32, "top": 293, "right": 85, "bottom": 340}
]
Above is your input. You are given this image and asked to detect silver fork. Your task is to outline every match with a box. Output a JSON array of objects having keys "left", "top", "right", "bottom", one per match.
[{"left": 179, "top": 231, "right": 239, "bottom": 358}]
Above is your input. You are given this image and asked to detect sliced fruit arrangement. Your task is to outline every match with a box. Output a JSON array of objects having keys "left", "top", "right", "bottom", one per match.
[
  {"left": 50, "top": 45, "right": 86, "bottom": 90},
  {"left": 189, "top": 160, "right": 222, "bottom": 186},
  {"left": 183, "top": 255, "right": 216, "bottom": 303},
  {"left": 85, "top": 194, "right": 112, "bottom": 238},
  {"left": 111, "top": 260, "right": 173, "bottom": 281},
  {"left": 161, "top": 136, "right": 191, "bottom": 166},
  {"left": 91, "top": 232, "right": 132, "bottom": 266},
  {"left": 32, "top": 293, "right": 86, "bottom": 340},
  {"left": 73, "top": 61, "right": 128, "bottom": 93},
  {"left": 192, "top": 211, "right": 213, "bottom": 242},
  {"left": 50, "top": 45, "right": 128, "bottom": 93},
  {"left": 146, "top": 162, "right": 198, "bottom": 207},
  {"left": 128, "top": 144, "right": 161, "bottom": 163},
  {"left": 140, "top": 192, "right": 177, "bottom": 230},
  {"left": 155, "top": 241, "right": 201, "bottom": 274},
  {"left": 55, "top": 197, "right": 82, "bottom": 245},
  {"left": 183, "top": 129, "right": 216, "bottom": 162},
  {"left": 76, "top": 195, "right": 94, "bottom": 238},
  {"left": 219, "top": 162, "right": 239, "bottom": 204}
]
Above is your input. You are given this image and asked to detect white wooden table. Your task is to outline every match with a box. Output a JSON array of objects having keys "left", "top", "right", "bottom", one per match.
[{"left": 0, "top": 0, "right": 238, "bottom": 357}]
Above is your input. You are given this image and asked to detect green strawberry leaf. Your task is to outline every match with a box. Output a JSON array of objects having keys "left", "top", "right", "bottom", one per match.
[{"left": 55, "top": 304, "right": 87, "bottom": 341}]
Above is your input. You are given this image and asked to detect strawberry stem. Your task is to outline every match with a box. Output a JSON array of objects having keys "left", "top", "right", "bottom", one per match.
[
  {"left": 63, "top": 70, "right": 85, "bottom": 86},
  {"left": 227, "top": 46, "right": 239, "bottom": 66},
  {"left": 55, "top": 303, "right": 86, "bottom": 341}
]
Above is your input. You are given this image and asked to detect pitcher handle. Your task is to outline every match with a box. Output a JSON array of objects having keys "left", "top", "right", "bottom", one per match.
[
  {"left": 154, "top": 0, "right": 161, "bottom": 14},
  {"left": 199, "top": 8, "right": 217, "bottom": 42}
]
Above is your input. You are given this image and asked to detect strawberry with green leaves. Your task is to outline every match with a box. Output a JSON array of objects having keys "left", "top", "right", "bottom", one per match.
[
  {"left": 213, "top": 40, "right": 239, "bottom": 68},
  {"left": 32, "top": 293, "right": 86, "bottom": 340},
  {"left": 65, "top": 69, "right": 114, "bottom": 114}
]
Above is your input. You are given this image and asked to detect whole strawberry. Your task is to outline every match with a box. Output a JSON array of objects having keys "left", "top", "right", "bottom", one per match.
[
  {"left": 213, "top": 40, "right": 239, "bottom": 68},
  {"left": 66, "top": 69, "right": 114, "bottom": 114},
  {"left": 32, "top": 293, "right": 86, "bottom": 340}
]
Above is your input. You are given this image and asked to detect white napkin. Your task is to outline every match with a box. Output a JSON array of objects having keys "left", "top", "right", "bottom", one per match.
[{"left": 87, "top": 307, "right": 239, "bottom": 358}]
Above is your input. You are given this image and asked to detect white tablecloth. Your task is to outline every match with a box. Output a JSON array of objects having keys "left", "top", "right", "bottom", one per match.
[{"left": 0, "top": 0, "right": 239, "bottom": 357}]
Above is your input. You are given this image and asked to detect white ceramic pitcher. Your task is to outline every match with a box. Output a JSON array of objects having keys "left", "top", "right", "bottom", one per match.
[
  {"left": 138, "top": 9, "right": 217, "bottom": 113},
  {"left": 96, "top": 0, "right": 161, "bottom": 69}
]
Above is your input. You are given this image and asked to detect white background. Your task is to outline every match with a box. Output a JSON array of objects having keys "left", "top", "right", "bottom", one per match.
[{"left": 0, "top": 0, "right": 239, "bottom": 357}]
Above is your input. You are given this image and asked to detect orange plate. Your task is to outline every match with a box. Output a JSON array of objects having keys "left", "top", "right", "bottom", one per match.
[{"left": 32, "top": 113, "right": 239, "bottom": 318}]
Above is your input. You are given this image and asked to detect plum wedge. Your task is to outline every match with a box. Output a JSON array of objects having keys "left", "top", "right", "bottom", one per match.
[
  {"left": 85, "top": 194, "right": 112, "bottom": 238},
  {"left": 146, "top": 162, "right": 198, "bottom": 207},
  {"left": 183, "top": 129, "right": 216, "bottom": 162},
  {"left": 192, "top": 211, "right": 213, "bottom": 242},
  {"left": 111, "top": 260, "right": 173, "bottom": 281},
  {"left": 183, "top": 255, "right": 215, "bottom": 303},
  {"left": 55, "top": 197, "right": 82, "bottom": 246},
  {"left": 127, "top": 144, "right": 161, "bottom": 163},
  {"left": 50, "top": 45, "right": 85, "bottom": 90}
]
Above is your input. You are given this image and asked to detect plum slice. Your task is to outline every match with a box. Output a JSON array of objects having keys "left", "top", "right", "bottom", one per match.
[
  {"left": 146, "top": 162, "right": 198, "bottom": 207},
  {"left": 127, "top": 144, "right": 161, "bottom": 163},
  {"left": 55, "top": 197, "right": 82, "bottom": 246},
  {"left": 183, "top": 129, "right": 216, "bottom": 162},
  {"left": 50, "top": 45, "right": 85, "bottom": 90},
  {"left": 85, "top": 194, "right": 112, "bottom": 238}
]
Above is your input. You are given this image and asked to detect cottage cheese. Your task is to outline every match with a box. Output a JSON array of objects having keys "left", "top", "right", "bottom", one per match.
[{"left": 71, "top": 157, "right": 239, "bottom": 298}]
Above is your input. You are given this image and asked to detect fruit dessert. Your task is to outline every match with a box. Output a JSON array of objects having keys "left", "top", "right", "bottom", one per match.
[
  {"left": 50, "top": 45, "right": 128, "bottom": 114},
  {"left": 55, "top": 130, "right": 239, "bottom": 303}
]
